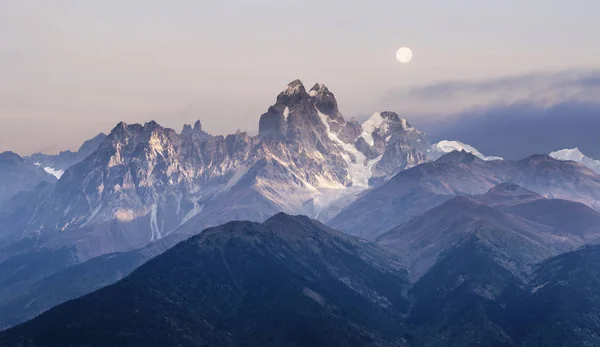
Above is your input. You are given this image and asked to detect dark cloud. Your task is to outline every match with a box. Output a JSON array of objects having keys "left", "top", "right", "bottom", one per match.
[
  {"left": 414, "top": 100, "right": 600, "bottom": 160},
  {"left": 387, "top": 70, "right": 600, "bottom": 160},
  {"left": 382, "top": 70, "right": 600, "bottom": 115},
  {"left": 406, "top": 70, "right": 600, "bottom": 99}
]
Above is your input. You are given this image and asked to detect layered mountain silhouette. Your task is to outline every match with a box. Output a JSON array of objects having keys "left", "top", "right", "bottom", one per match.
[
  {"left": 2, "top": 212, "right": 600, "bottom": 346},
  {"left": 331, "top": 151, "right": 600, "bottom": 239},
  {"left": 0, "top": 152, "right": 56, "bottom": 208},
  {"left": 0, "top": 214, "right": 411, "bottom": 347},
  {"left": 26, "top": 133, "right": 107, "bottom": 176},
  {"left": 3, "top": 80, "right": 600, "bottom": 345},
  {"left": 377, "top": 183, "right": 600, "bottom": 278},
  {"left": 0, "top": 80, "right": 429, "bottom": 330}
]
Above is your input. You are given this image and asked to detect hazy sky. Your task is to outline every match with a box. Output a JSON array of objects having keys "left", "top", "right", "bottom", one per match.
[{"left": 2, "top": 0, "right": 599, "bottom": 154}]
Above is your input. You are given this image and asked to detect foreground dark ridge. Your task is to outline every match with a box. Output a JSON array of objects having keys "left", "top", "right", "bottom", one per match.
[
  {"left": 2, "top": 211, "right": 600, "bottom": 346},
  {"left": 0, "top": 214, "right": 411, "bottom": 347}
]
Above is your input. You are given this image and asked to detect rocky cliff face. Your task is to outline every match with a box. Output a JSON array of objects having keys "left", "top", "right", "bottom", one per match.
[{"left": 0, "top": 80, "right": 430, "bottom": 262}]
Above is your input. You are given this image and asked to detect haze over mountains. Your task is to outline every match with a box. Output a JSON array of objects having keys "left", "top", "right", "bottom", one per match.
[
  {"left": 0, "top": 152, "right": 56, "bottom": 207},
  {"left": 2, "top": 80, "right": 600, "bottom": 346},
  {"left": 27, "top": 133, "right": 107, "bottom": 178}
]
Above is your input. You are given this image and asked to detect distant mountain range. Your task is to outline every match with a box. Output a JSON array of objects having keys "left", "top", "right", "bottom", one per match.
[
  {"left": 2, "top": 80, "right": 600, "bottom": 345},
  {"left": 330, "top": 151, "right": 600, "bottom": 239},
  {"left": 417, "top": 100, "right": 600, "bottom": 160},
  {"left": 27, "top": 133, "right": 107, "bottom": 177},
  {"left": 0, "top": 152, "right": 56, "bottom": 207}
]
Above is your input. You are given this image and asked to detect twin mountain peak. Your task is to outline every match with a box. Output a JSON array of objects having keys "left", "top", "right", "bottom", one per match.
[{"left": 98, "top": 79, "right": 429, "bottom": 189}]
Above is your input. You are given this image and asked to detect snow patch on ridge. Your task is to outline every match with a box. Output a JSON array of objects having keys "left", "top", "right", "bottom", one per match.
[
  {"left": 44, "top": 167, "right": 64, "bottom": 179},
  {"left": 34, "top": 162, "right": 64, "bottom": 179},
  {"left": 283, "top": 107, "right": 290, "bottom": 121}
]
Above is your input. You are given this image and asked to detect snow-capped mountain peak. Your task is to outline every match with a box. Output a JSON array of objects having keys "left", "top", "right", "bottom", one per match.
[
  {"left": 429, "top": 140, "right": 503, "bottom": 161},
  {"left": 550, "top": 147, "right": 586, "bottom": 162},
  {"left": 550, "top": 147, "right": 600, "bottom": 174}
]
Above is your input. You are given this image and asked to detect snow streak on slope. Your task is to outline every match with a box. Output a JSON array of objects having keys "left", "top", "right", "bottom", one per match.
[
  {"left": 150, "top": 203, "right": 162, "bottom": 241},
  {"left": 429, "top": 140, "right": 503, "bottom": 161},
  {"left": 550, "top": 148, "right": 600, "bottom": 174},
  {"left": 317, "top": 110, "right": 380, "bottom": 188}
]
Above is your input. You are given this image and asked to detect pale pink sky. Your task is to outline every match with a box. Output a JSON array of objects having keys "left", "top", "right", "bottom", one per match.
[{"left": 2, "top": 0, "right": 599, "bottom": 154}]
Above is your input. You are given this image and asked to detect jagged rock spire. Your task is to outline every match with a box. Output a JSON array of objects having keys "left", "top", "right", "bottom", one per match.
[
  {"left": 193, "top": 120, "right": 203, "bottom": 133},
  {"left": 182, "top": 120, "right": 209, "bottom": 139},
  {"left": 310, "top": 82, "right": 339, "bottom": 117},
  {"left": 275, "top": 80, "right": 310, "bottom": 107}
]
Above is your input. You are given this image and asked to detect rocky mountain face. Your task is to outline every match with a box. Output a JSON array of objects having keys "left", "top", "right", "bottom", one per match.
[
  {"left": 258, "top": 81, "right": 429, "bottom": 187},
  {"left": 0, "top": 151, "right": 56, "bottom": 208},
  {"left": 0, "top": 214, "right": 411, "bottom": 347},
  {"left": 330, "top": 151, "right": 600, "bottom": 239},
  {"left": 26, "top": 133, "right": 107, "bottom": 178},
  {"left": 0, "top": 80, "right": 430, "bottom": 263}
]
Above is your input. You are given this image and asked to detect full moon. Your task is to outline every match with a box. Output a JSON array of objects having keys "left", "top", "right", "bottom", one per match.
[{"left": 396, "top": 47, "right": 413, "bottom": 63}]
